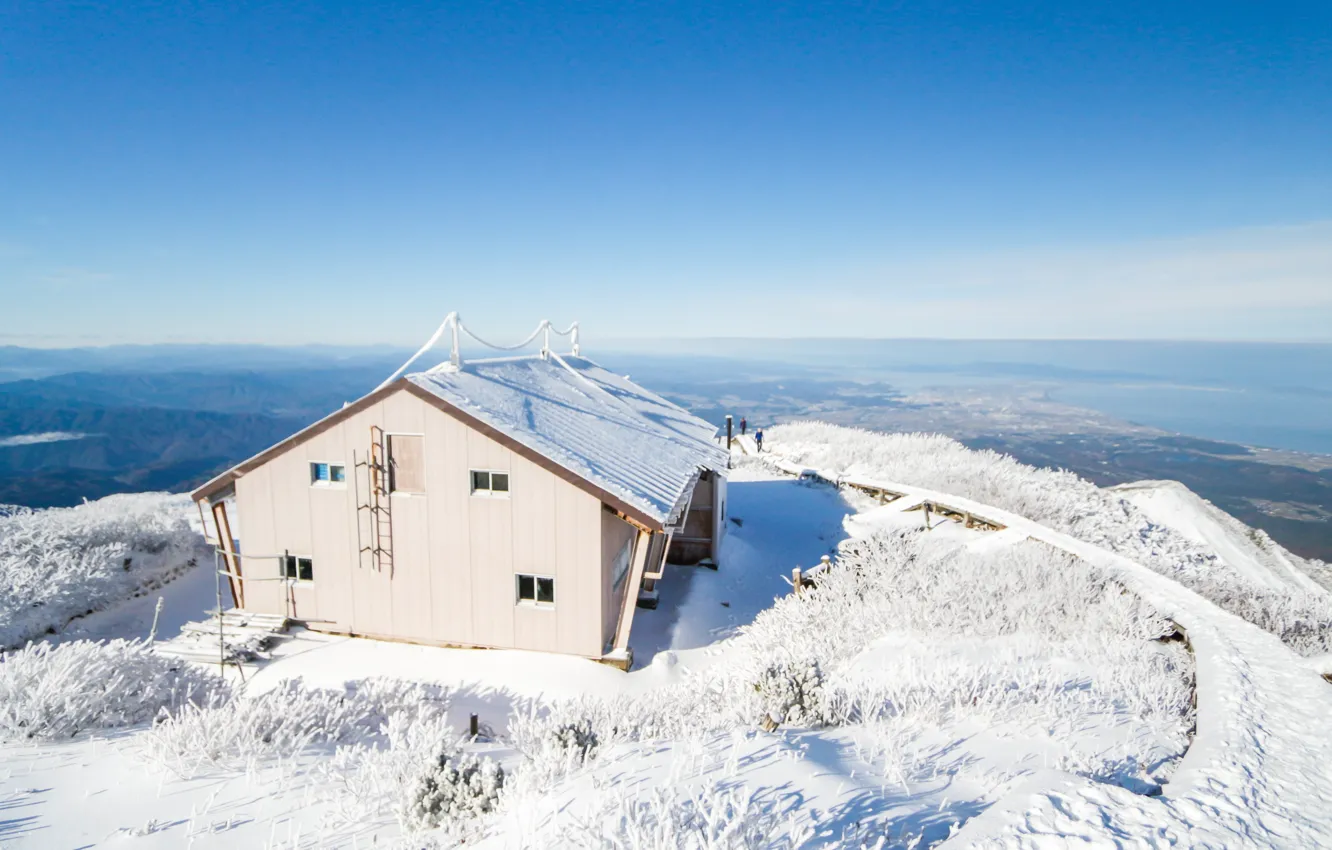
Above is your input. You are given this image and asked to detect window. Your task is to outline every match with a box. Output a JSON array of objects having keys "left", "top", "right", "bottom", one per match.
[
  {"left": 611, "top": 537, "right": 633, "bottom": 589},
  {"left": 470, "top": 469, "right": 510, "bottom": 496},
  {"left": 281, "top": 555, "right": 314, "bottom": 582},
  {"left": 388, "top": 434, "right": 425, "bottom": 494},
  {"left": 310, "top": 462, "right": 346, "bottom": 486},
  {"left": 516, "top": 573, "right": 554, "bottom": 605}
]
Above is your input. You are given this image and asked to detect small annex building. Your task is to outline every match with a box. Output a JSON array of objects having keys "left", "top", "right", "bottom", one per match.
[{"left": 192, "top": 320, "right": 728, "bottom": 668}]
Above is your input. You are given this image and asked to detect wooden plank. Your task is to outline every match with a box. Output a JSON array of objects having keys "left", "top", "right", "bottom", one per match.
[
  {"left": 610, "top": 529, "right": 653, "bottom": 658},
  {"left": 211, "top": 501, "right": 243, "bottom": 608}
]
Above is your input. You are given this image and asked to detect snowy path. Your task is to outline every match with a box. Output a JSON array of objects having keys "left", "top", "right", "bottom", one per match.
[
  {"left": 766, "top": 456, "right": 1332, "bottom": 849},
  {"left": 631, "top": 470, "right": 852, "bottom": 659}
]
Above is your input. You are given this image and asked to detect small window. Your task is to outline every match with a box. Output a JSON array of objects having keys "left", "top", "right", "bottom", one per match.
[
  {"left": 281, "top": 555, "right": 314, "bottom": 582},
  {"left": 611, "top": 537, "right": 633, "bottom": 588},
  {"left": 516, "top": 573, "right": 554, "bottom": 605},
  {"left": 471, "top": 469, "right": 510, "bottom": 496},
  {"left": 310, "top": 462, "right": 345, "bottom": 486}
]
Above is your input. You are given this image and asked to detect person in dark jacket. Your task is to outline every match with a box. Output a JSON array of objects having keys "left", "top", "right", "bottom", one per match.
[
  {"left": 740, "top": 417, "right": 747, "bottom": 435},
  {"left": 754, "top": 427, "right": 764, "bottom": 453}
]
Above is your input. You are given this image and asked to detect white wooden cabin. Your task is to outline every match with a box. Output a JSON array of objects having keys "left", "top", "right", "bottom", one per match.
[{"left": 191, "top": 351, "right": 728, "bottom": 668}]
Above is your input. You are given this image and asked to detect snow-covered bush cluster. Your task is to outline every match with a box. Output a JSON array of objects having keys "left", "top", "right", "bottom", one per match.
[
  {"left": 510, "top": 529, "right": 1194, "bottom": 810},
  {"left": 406, "top": 743, "right": 506, "bottom": 831},
  {"left": 0, "top": 638, "right": 224, "bottom": 741},
  {"left": 141, "top": 675, "right": 514, "bottom": 838},
  {"left": 142, "top": 677, "right": 452, "bottom": 777},
  {"left": 753, "top": 658, "right": 828, "bottom": 727},
  {"left": 765, "top": 422, "right": 1332, "bottom": 656},
  {"left": 556, "top": 781, "right": 817, "bottom": 850},
  {"left": 0, "top": 493, "right": 206, "bottom": 648}
]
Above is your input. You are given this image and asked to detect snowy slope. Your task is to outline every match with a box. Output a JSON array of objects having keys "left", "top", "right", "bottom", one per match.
[
  {"left": 0, "top": 494, "right": 209, "bottom": 650},
  {"left": 765, "top": 422, "right": 1332, "bottom": 658},
  {"left": 1112, "top": 479, "right": 1331, "bottom": 596},
  {"left": 759, "top": 428, "right": 1332, "bottom": 849},
  {"left": 0, "top": 466, "right": 1195, "bottom": 849},
  {"left": 4, "top": 428, "right": 1332, "bottom": 848}
]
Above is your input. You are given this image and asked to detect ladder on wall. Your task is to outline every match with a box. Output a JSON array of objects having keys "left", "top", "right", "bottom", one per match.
[{"left": 355, "top": 425, "right": 394, "bottom": 574}]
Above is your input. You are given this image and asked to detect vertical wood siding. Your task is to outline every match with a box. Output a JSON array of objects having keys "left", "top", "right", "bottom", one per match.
[{"left": 231, "top": 387, "right": 613, "bottom": 657}]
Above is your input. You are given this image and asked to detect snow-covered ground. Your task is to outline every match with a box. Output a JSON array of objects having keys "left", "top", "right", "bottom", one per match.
[
  {"left": 0, "top": 493, "right": 209, "bottom": 650},
  {"left": 1, "top": 426, "right": 1330, "bottom": 848},
  {"left": 1112, "top": 478, "right": 1332, "bottom": 595},
  {"left": 762, "top": 422, "right": 1332, "bottom": 658}
]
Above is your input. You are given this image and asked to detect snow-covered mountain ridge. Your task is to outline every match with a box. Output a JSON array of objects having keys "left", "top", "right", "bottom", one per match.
[
  {"left": 764, "top": 422, "right": 1332, "bottom": 657},
  {"left": 1111, "top": 478, "right": 1332, "bottom": 595}
]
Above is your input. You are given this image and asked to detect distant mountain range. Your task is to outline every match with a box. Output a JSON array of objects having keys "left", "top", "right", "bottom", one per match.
[
  {"left": 1, "top": 342, "right": 1328, "bottom": 562},
  {"left": 0, "top": 349, "right": 411, "bottom": 506}
]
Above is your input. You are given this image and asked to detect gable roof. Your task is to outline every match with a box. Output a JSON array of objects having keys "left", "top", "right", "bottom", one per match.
[
  {"left": 192, "top": 354, "right": 727, "bottom": 530},
  {"left": 406, "top": 354, "right": 728, "bottom": 525}
]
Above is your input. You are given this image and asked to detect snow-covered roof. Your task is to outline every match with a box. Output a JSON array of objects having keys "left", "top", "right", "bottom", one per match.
[{"left": 407, "top": 354, "right": 727, "bottom": 525}]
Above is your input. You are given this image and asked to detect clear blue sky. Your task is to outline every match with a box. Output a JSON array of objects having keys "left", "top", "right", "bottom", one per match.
[{"left": 2, "top": 1, "right": 1329, "bottom": 346}]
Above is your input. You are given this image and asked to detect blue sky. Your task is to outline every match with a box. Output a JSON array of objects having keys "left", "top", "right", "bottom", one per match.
[{"left": 1, "top": 1, "right": 1329, "bottom": 346}]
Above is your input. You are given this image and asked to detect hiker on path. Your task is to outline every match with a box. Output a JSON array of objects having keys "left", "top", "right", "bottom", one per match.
[
  {"left": 754, "top": 427, "right": 764, "bottom": 453},
  {"left": 740, "top": 416, "right": 747, "bottom": 435}
]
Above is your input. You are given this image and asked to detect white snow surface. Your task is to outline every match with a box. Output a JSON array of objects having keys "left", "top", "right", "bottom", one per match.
[
  {"left": 758, "top": 428, "right": 1332, "bottom": 849},
  {"left": 764, "top": 422, "right": 1332, "bottom": 657},
  {"left": 408, "top": 355, "right": 728, "bottom": 524},
  {"left": 4, "top": 428, "right": 1332, "bottom": 848},
  {"left": 1112, "top": 478, "right": 1331, "bottom": 596}
]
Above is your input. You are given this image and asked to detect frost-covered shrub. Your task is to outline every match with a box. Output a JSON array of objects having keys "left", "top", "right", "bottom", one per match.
[
  {"left": 406, "top": 743, "right": 506, "bottom": 831},
  {"left": 0, "top": 493, "right": 206, "bottom": 648},
  {"left": 551, "top": 718, "right": 601, "bottom": 762},
  {"left": 556, "top": 782, "right": 815, "bottom": 850},
  {"left": 511, "top": 528, "right": 1194, "bottom": 804},
  {"left": 0, "top": 638, "right": 224, "bottom": 741},
  {"left": 142, "top": 677, "right": 451, "bottom": 777},
  {"left": 508, "top": 684, "right": 740, "bottom": 780},
  {"left": 322, "top": 709, "right": 467, "bottom": 834},
  {"left": 765, "top": 422, "right": 1332, "bottom": 656},
  {"left": 753, "top": 657, "right": 827, "bottom": 727}
]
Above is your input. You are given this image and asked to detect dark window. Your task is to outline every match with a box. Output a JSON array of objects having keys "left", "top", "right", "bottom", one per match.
[
  {"left": 330, "top": 465, "right": 346, "bottom": 483},
  {"left": 282, "top": 555, "right": 313, "bottom": 581},
  {"left": 472, "top": 469, "right": 510, "bottom": 496},
  {"left": 517, "top": 573, "right": 554, "bottom": 605},
  {"left": 310, "top": 462, "right": 329, "bottom": 483}
]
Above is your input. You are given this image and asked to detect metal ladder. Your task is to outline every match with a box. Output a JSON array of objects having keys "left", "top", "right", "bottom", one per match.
[{"left": 355, "top": 425, "right": 393, "bottom": 574}]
